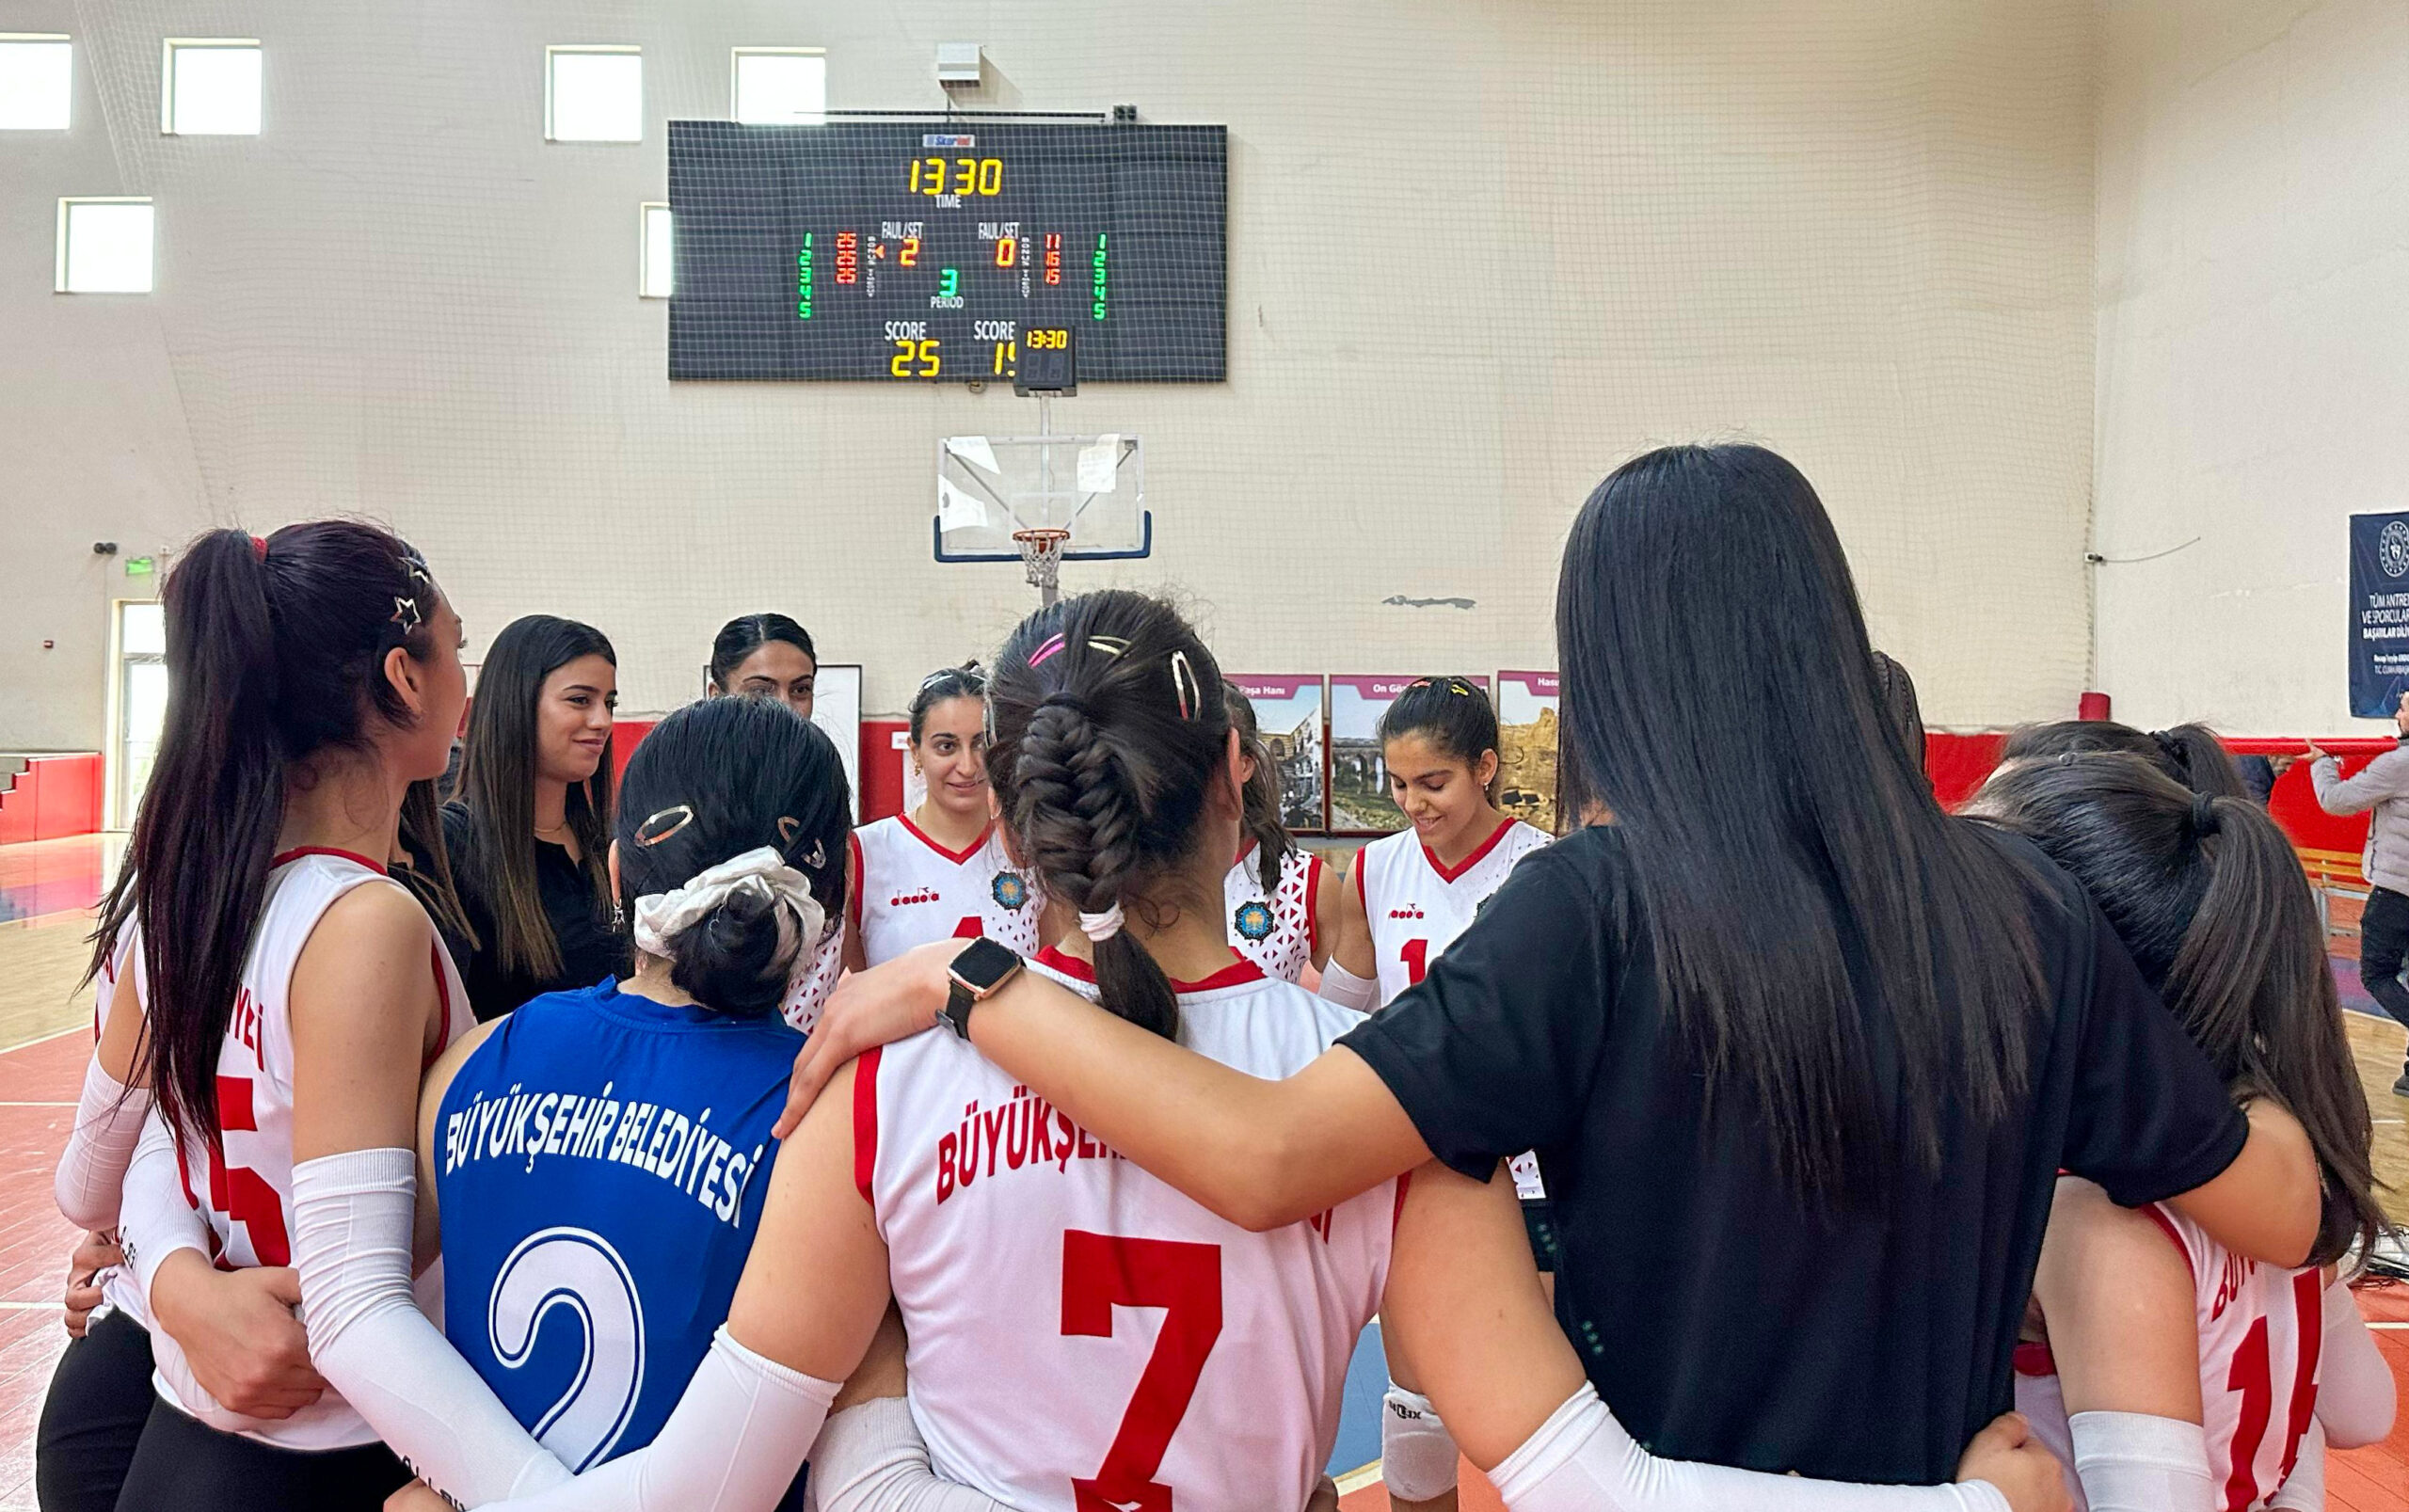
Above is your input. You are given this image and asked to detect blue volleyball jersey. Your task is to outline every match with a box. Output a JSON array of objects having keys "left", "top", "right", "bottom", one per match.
[{"left": 433, "top": 979, "right": 800, "bottom": 1473}]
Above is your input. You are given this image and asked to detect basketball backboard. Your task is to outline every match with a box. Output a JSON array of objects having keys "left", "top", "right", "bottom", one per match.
[{"left": 933, "top": 434, "right": 1149, "bottom": 564}]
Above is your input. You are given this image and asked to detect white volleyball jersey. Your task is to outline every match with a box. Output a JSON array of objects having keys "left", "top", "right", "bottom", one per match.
[
  {"left": 2012, "top": 1204, "right": 2328, "bottom": 1512},
  {"left": 856, "top": 948, "right": 1399, "bottom": 1512},
  {"left": 150, "top": 848, "right": 473, "bottom": 1450},
  {"left": 850, "top": 815, "right": 1045, "bottom": 968},
  {"left": 1224, "top": 844, "right": 1324, "bottom": 984},
  {"left": 1357, "top": 819, "right": 1551, "bottom": 1199}
]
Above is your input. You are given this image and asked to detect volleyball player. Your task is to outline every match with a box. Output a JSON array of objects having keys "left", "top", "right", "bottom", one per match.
[
  {"left": 1971, "top": 757, "right": 2393, "bottom": 1510},
  {"left": 1222, "top": 686, "right": 1342, "bottom": 982},
  {"left": 380, "top": 695, "right": 848, "bottom": 1508},
  {"left": 430, "top": 591, "right": 2063, "bottom": 1512},
  {"left": 845, "top": 665, "right": 1044, "bottom": 971},
  {"left": 93, "top": 523, "right": 492, "bottom": 1509},
  {"left": 707, "top": 612, "right": 820, "bottom": 720}
]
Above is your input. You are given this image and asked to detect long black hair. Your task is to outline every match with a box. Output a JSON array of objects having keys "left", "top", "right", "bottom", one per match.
[
  {"left": 1974, "top": 755, "right": 2384, "bottom": 1265},
  {"left": 2001, "top": 720, "right": 2246, "bottom": 799},
  {"left": 1223, "top": 686, "right": 1292, "bottom": 894},
  {"left": 707, "top": 613, "right": 817, "bottom": 692},
  {"left": 987, "top": 592, "right": 1233, "bottom": 1042},
  {"left": 92, "top": 523, "right": 447, "bottom": 1145},
  {"left": 1556, "top": 443, "right": 2041, "bottom": 1202},
  {"left": 615, "top": 697, "right": 851, "bottom": 1019},
  {"left": 1873, "top": 652, "right": 1925, "bottom": 775},
  {"left": 450, "top": 615, "right": 616, "bottom": 980}
]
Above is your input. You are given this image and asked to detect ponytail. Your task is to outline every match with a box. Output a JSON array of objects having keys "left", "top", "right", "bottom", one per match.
[
  {"left": 1974, "top": 756, "right": 2387, "bottom": 1266},
  {"left": 95, "top": 522, "right": 443, "bottom": 1145},
  {"left": 988, "top": 592, "right": 1235, "bottom": 1043}
]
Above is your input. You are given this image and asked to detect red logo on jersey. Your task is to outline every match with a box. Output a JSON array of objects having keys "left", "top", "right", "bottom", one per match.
[
  {"left": 935, "top": 1086, "right": 1123, "bottom": 1203},
  {"left": 1386, "top": 906, "right": 1426, "bottom": 920},
  {"left": 889, "top": 887, "right": 944, "bottom": 909}
]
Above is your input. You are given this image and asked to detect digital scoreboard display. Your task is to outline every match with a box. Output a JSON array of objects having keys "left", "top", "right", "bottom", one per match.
[{"left": 666, "top": 120, "right": 1226, "bottom": 384}]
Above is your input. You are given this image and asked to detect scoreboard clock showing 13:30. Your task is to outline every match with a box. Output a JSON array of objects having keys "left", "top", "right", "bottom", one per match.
[{"left": 665, "top": 120, "right": 1226, "bottom": 383}]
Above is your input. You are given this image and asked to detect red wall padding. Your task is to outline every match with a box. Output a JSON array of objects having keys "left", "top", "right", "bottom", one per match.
[
  {"left": 609, "top": 719, "right": 911, "bottom": 823},
  {"left": 0, "top": 753, "right": 104, "bottom": 841}
]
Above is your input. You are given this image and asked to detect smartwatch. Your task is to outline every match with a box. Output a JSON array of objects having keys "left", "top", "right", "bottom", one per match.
[{"left": 942, "top": 936, "right": 1024, "bottom": 1040}]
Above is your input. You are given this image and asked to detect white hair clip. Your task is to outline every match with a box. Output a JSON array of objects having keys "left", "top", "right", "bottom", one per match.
[
  {"left": 1169, "top": 651, "right": 1201, "bottom": 721},
  {"left": 389, "top": 596, "right": 423, "bottom": 633}
]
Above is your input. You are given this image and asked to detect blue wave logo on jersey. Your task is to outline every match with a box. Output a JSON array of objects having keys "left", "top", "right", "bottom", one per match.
[
  {"left": 992, "top": 872, "right": 1030, "bottom": 911},
  {"left": 1233, "top": 899, "right": 1275, "bottom": 942}
]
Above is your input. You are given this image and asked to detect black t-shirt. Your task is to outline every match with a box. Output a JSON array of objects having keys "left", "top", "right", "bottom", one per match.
[
  {"left": 1337, "top": 822, "right": 2246, "bottom": 1486},
  {"left": 441, "top": 802, "right": 630, "bottom": 1022}
]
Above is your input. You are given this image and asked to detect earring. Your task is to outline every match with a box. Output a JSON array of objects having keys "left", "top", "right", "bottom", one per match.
[{"left": 610, "top": 899, "right": 626, "bottom": 931}]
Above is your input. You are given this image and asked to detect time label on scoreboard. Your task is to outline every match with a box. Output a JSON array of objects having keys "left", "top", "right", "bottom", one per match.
[{"left": 667, "top": 121, "right": 1226, "bottom": 383}]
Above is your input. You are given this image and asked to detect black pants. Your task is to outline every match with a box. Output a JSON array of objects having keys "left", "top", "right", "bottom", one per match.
[
  {"left": 2360, "top": 886, "right": 2409, "bottom": 1068},
  {"left": 112, "top": 1393, "right": 410, "bottom": 1512},
  {"left": 36, "top": 1308, "right": 155, "bottom": 1512}
]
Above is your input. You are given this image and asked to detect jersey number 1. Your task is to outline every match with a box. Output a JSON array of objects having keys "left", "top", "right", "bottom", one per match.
[
  {"left": 2223, "top": 1269, "right": 2323, "bottom": 1507},
  {"left": 1061, "top": 1232, "right": 1223, "bottom": 1511},
  {"left": 1399, "top": 939, "right": 1429, "bottom": 986}
]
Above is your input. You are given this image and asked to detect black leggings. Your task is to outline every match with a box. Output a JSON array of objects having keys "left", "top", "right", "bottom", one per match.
[
  {"left": 112, "top": 1392, "right": 409, "bottom": 1512},
  {"left": 36, "top": 1307, "right": 155, "bottom": 1512},
  {"left": 2361, "top": 886, "right": 2409, "bottom": 1062}
]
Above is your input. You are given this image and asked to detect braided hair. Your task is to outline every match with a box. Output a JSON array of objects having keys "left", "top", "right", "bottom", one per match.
[{"left": 987, "top": 592, "right": 1231, "bottom": 1042}]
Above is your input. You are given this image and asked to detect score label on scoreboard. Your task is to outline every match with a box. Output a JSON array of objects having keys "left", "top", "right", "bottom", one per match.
[{"left": 667, "top": 121, "right": 1225, "bottom": 384}]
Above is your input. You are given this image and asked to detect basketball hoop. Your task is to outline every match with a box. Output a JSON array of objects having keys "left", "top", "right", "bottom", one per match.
[{"left": 1013, "top": 527, "right": 1072, "bottom": 603}]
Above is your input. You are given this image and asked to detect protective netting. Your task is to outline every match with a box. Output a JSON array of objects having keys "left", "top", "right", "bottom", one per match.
[{"left": 47, "top": 0, "right": 2097, "bottom": 724}]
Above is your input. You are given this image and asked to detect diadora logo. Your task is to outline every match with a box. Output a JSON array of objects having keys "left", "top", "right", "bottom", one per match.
[
  {"left": 890, "top": 888, "right": 943, "bottom": 908},
  {"left": 1387, "top": 906, "right": 1426, "bottom": 920}
]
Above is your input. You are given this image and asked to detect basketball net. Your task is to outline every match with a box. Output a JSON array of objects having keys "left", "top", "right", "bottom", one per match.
[{"left": 1014, "top": 527, "right": 1071, "bottom": 607}]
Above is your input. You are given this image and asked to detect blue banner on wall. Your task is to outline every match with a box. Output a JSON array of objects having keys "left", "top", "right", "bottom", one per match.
[{"left": 2351, "top": 512, "right": 2409, "bottom": 717}]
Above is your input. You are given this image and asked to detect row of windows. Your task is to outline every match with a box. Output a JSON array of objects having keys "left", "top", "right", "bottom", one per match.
[
  {"left": 0, "top": 36, "right": 828, "bottom": 136},
  {"left": 51, "top": 198, "right": 684, "bottom": 295}
]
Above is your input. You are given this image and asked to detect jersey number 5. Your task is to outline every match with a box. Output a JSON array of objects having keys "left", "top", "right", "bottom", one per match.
[
  {"left": 1061, "top": 1231, "right": 1223, "bottom": 1512},
  {"left": 487, "top": 1227, "right": 647, "bottom": 1472}
]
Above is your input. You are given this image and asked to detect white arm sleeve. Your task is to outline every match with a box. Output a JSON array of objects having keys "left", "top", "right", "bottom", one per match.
[
  {"left": 120, "top": 1110, "right": 209, "bottom": 1302},
  {"left": 476, "top": 1326, "right": 840, "bottom": 1512},
  {"left": 812, "top": 1396, "right": 1014, "bottom": 1512},
  {"left": 1490, "top": 1384, "right": 2008, "bottom": 1512},
  {"left": 290, "top": 1148, "right": 571, "bottom": 1505},
  {"left": 2268, "top": 1417, "right": 2325, "bottom": 1512},
  {"left": 2066, "top": 1410, "right": 2212, "bottom": 1512},
  {"left": 2317, "top": 1274, "right": 2396, "bottom": 1448},
  {"left": 1316, "top": 960, "right": 1379, "bottom": 1013},
  {"left": 57, "top": 1058, "right": 154, "bottom": 1231}
]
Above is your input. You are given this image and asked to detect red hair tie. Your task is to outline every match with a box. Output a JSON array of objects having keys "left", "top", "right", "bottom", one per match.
[{"left": 250, "top": 534, "right": 268, "bottom": 562}]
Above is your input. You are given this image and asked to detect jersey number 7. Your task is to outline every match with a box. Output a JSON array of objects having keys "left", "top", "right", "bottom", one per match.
[{"left": 1061, "top": 1232, "right": 1223, "bottom": 1511}]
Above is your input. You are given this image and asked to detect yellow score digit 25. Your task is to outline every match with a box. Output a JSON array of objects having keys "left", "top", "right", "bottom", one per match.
[
  {"left": 908, "top": 157, "right": 1005, "bottom": 197},
  {"left": 890, "top": 338, "right": 940, "bottom": 378}
]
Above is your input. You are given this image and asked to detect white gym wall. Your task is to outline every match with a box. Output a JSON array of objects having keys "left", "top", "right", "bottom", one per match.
[
  {"left": 1, "top": 0, "right": 2098, "bottom": 744},
  {"left": 2092, "top": 0, "right": 2409, "bottom": 735}
]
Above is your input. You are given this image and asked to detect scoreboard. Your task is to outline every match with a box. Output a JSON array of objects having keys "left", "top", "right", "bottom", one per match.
[{"left": 666, "top": 120, "right": 1226, "bottom": 384}]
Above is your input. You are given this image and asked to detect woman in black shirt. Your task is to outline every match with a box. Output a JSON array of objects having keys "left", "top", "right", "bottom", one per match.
[
  {"left": 444, "top": 614, "right": 628, "bottom": 1020},
  {"left": 789, "top": 444, "right": 2321, "bottom": 1494}
]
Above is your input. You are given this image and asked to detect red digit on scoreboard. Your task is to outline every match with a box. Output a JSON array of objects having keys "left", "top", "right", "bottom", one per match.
[
  {"left": 1045, "top": 231, "right": 1061, "bottom": 287},
  {"left": 836, "top": 231, "right": 859, "bottom": 286}
]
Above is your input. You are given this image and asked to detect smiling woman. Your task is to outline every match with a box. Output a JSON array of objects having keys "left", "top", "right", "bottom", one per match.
[{"left": 442, "top": 615, "right": 630, "bottom": 1020}]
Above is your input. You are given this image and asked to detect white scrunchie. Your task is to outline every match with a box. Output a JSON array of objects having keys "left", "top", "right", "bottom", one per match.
[
  {"left": 631, "top": 846, "right": 828, "bottom": 988},
  {"left": 1077, "top": 902, "right": 1125, "bottom": 942}
]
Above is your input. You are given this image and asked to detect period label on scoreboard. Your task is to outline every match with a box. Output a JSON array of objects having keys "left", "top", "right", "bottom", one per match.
[{"left": 666, "top": 121, "right": 1226, "bottom": 384}]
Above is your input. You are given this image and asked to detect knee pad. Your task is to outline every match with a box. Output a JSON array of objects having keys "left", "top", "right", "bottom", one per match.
[{"left": 1380, "top": 1384, "right": 1460, "bottom": 1504}]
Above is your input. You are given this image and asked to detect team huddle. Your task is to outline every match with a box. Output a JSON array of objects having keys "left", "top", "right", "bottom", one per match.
[{"left": 32, "top": 443, "right": 2403, "bottom": 1512}]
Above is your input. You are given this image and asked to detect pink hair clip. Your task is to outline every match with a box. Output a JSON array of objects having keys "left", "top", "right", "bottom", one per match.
[{"left": 1029, "top": 632, "right": 1069, "bottom": 668}]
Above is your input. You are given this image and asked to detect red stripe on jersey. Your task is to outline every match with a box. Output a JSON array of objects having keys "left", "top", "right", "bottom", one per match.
[
  {"left": 270, "top": 847, "right": 388, "bottom": 875},
  {"left": 898, "top": 814, "right": 995, "bottom": 867},
  {"left": 1423, "top": 818, "right": 1515, "bottom": 885},
  {"left": 2140, "top": 1202, "right": 2197, "bottom": 1288},
  {"left": 1391, "top": 1169, "right": 1411, "bottom": 1237},
  {"left": 2012, "top": 1341, "right": 2057, "bottom": 1377},
  {"left": 1351, "top": 850, "right": 1366, "bottom": 906},
  {"left": 1304, "top": 854, "right": 1325, "bottom": 958},
  {"left": 847, "top": 832, "right": 866, "bottom": 935},
  {"left": 853, "top": 1045, "right": 883, "bottom": 1207},
  {"left": 424, "top": 941, "right": 452, "bottom": 1071},
  {"left": 1034, "top": 946, "right": 1266, "bottom": 994}
]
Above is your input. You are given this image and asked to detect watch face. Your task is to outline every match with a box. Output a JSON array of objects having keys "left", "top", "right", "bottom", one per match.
[{"left": 949, "top": 935, "right": 1022, "bottom": 995}]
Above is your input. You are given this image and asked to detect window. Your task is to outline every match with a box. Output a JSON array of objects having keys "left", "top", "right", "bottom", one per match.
[
  {"left": 0, "top": 35, "right": 72, "bottom": 130},
  {"left": 732, "top": 48, "right": 825, "bottom": 125},
  {"left": 56, "top": 199, "right": 154, "bottom": 294},
  {"left": 641, "top": 204, "right": 673, "bottom": 298},
  {"left": 162, "top": 40, "right": 261, "bottom": 135},
  {"left": 546, "top": 46, "right": 641, "bottom": 142}
]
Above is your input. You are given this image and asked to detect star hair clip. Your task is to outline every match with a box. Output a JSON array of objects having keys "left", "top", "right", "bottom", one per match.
[{"left": 389, "top": 596, "right": 424, "bottom": 633}]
